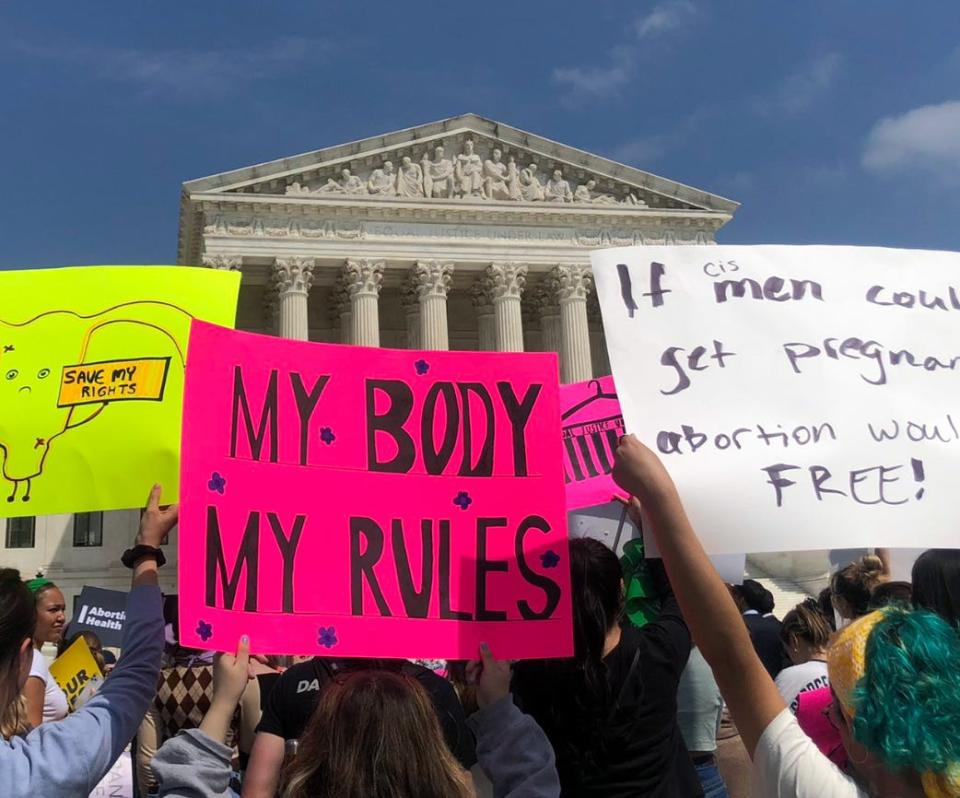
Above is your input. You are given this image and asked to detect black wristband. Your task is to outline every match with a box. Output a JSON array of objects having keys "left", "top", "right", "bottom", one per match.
[{"left": 121, "top": 544, "right": 167, "bottom": 570}]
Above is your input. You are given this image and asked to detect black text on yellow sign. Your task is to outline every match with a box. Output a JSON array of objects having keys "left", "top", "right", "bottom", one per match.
[{"left": 58, "top": 357, "right": 171, "bottom": 407}]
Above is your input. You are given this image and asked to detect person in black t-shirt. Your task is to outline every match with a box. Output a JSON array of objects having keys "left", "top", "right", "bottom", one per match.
[
  {"left": 512, "top": 535, "right": 702, "bottom": 797},
  {"left": 242, "top": 657, "right": 476, "bottom": 797}
]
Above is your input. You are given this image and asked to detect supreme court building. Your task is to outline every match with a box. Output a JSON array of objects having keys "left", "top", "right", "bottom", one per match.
[{"left": 2, "top": 114, "right": 828, "bottom": 613}]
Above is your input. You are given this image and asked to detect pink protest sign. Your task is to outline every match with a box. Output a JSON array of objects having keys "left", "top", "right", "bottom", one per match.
[
  {"left": 178, "top": 321, "right": 572, "bottom": 660},
  {"left": 560, "top": 376, "right": 625, "bottom": 510}
]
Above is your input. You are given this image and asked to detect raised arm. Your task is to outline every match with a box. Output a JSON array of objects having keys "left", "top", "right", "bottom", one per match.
[
  {"left": 0, "top": 484, "right": 174, "bottom": 796},
  {"left": 611, "top": 436, "right": 785, "bottom": 756}
]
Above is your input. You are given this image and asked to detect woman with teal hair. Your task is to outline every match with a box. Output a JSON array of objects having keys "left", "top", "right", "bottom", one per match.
[{"left": 612, "top": 435, "right": 960, "bottom": 798}]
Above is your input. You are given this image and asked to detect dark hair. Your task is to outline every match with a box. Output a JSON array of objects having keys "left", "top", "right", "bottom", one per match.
[
  {"left": 735, "top": 579, "right": 774, "bottom": 614},
  {"left": 868, "top": 581, "right": 913, "bottom": 611},
  {"left": 780, "top": 599, "right": 832, "bottom": 650},
  {"left": 511, "top": 538, "right": 624, "bottom": 781},
  {"left": 282, "top": 669, "right": 469, "bottom": 798},
  {"left": 912, "top": 549, "right": 960, "bottom": 628},
  {"left": 0, "top": 568, "right": 37, "bottom": 730},
  {"left": 817, "top": 587, "right": 836, "bottom": 631},
  {"left": 831, "top": 555, "right": 885, "bottom": 619},
  {"left": 0, "top": 570, "right": 36, "bottom": 670}
]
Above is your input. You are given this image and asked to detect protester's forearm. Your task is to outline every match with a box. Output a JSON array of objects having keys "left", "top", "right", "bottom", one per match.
[
  {"left": 643, "top": 491, "right": 755, "bottom": 672},
  {"left": 132, "top": 558, "right": 159, "bottom": 590},
  {"left": 199, "top": 699, "right": 235, "bottom": 745}
]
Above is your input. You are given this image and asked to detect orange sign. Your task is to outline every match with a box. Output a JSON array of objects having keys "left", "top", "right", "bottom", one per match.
[{"left": 58, "top": 357, "right": 170, "bottom": 407}]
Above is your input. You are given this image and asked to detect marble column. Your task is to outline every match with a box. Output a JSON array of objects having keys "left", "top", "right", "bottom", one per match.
[
  {"left": 553, "top": 264, "right": 593, "bottom": 383},
  {"left": 413, "top": 261, "right": 454, "bottom": 350},
  {"left": 485, "top": 262, "right": 527, "bottom": 352},
  {"left": 343, "top": 259, "right": 383, "bottom": 347},
  {"left": 470, "top": 282, "right": 496, "bottom": 351},
  {"left": 401, "top": 279, "right": 421, "bottom": 349},
  {"left": 272, "top": 257, "right": 315, "bottom": 341}
]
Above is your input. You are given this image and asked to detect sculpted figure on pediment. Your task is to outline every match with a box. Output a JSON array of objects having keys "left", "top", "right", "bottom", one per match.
[
  {"left": 519, "top": 162, "right": 544, "bottom": 202},
  {"left": 624, "top": 192, "right": 649, "bottom": 207},
  {"left": 483, "top": 148, "right": 511, "bottom": 201},
  {"left": 506, "top": 156, "right": 522, "bottom": 200},
  {"left": 422, "top": 146, "right": 455, "bottom": 198},
  {"left": 368, "top": 161, "right": 397, "bottom": 196},
  {"left": 286, "top": 181, "right": 311, "bottom": 196},
  {"left": 544, "top": 169, "right": 573, "bottom": 202},
  {"left": 396, "top": 156, "right": 425, "bottom": 198},
  {"left": 340, "top": 168, "right": 367, "bottom": 195},
  {"left": 455, "top": 139, "right": 484, "bottom": 198},
  {"left": 574, "top": 179, "right": 620, "bottom": 205}
]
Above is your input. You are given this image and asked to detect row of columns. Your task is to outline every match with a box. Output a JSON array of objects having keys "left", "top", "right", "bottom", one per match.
[{"left": 223, "top": 256, "right": 596, "bottom": 383}]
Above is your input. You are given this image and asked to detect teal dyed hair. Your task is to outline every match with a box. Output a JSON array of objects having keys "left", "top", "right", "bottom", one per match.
[{"left": 852, "top": 607, "right": 960, "bottom": 777}]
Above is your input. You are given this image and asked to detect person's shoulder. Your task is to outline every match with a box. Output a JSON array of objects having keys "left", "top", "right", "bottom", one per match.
[{"left": 28, "top": 649, "right": 49, "bottom": 680}]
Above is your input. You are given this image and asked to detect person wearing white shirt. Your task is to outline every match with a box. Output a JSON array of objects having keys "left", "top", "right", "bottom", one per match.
[
  {"left": 611, "top": 435, "right": 960, "bottom": 798},
  {"left": 775, "top": 600, "right": 831, "bottom": 714}
]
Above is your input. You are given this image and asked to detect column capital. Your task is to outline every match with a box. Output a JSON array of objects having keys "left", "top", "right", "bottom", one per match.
[
  {"left": 273, "top": 257, "right": 316, "bottom": 295},
  {"left": 343, "top": 259, "right": 384, "bottom": 297},
  {"left": 412, "top": 261, "right": 454, "bottom": 299},
  {"left": 484, "top": 262, "right": 527, "bottom": 301},
  {"left": 470, "top": 280, "right": 493, "bottom": 312},
  {"left": 525, "top": 281, "right": 560, "bottom": 318},
  {"left": 551, "top": 264, "right": 593, "bottom": 303},
  {"left": 202, "top": 254, "right": 242, "bottom": 271}
]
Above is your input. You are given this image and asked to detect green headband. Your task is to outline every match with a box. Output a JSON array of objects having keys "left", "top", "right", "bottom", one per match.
[{"left": 26, "top": 578, "right": 53, "bottom": 594}]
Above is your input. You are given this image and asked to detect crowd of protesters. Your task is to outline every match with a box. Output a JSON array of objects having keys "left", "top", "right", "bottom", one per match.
[{"left": 1, "top": 441, "right": 958, "bottom": 797}]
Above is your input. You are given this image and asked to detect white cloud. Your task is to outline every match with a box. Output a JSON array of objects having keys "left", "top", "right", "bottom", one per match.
[
  {"left": 634, "top": 0, "right": 697, "bottom": 39},
  {"left": 553, "top": 1, "right": 699, "bottom": 101},
  {"left": 755, "top": 53, "right": 843, "bottom": 117},
  {"left": 11, "top": 36, "right": 335, "bottom": 98},
  {"left": 552, "top": 47, "right": 634, "bottom": 98},
  {"left": 862, "top": 100, "right": 960, "bottom": 181}
]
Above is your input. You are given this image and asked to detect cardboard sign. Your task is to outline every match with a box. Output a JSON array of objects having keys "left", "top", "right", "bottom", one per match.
[
  {"left": 49, "top": 635, "right": 103, "bottom": 710},
  {"left": 178, "top": 322, "right": 572, "bottom": 660},
  {"left": 89, "top": 751, "right": 133, "bottom": 798},
  {"left": 592, "top": 245, "right": 960, "bottom": 553},
  {"left": 71, "top": 586, "right": 128, "bottom": 649},
  {"left": 0, "top": 266, "right": 240, "bottom": 516},
  {"left": 560, "top": 376, "right": 625, "bottom": 509}
]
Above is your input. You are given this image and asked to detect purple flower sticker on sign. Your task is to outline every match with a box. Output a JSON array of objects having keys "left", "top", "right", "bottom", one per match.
[{"left": 196, "top": 620, "right": 213, "bottom": 641}]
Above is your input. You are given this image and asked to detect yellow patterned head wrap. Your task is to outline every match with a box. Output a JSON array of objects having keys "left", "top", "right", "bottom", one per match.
[
  {"left": 827, "top": 609, "right": 960, "bottom": 798},
  {"left": 826, "top": 610, "right": 885, "bottom": 719}
]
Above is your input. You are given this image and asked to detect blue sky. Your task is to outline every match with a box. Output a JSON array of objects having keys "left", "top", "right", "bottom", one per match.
[{"left": 2, "top": 1, "right": 959, "bottom": 269}]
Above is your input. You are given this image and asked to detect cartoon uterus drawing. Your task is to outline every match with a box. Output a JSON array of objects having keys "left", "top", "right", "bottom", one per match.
[{"left": 0, "top": 302, "right": 192, "bottom": 503}]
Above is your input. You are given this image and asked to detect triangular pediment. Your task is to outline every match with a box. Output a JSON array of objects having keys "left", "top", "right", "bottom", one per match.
[{"left": 182, "top": 113, "right": 736, "bottom": 214}]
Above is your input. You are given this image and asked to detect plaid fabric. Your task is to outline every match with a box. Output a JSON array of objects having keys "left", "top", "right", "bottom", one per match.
[{"left": 154, "top": 665, "right": 216, "bottom": 737}]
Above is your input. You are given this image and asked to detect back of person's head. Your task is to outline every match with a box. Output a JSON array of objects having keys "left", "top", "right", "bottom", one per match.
[
  {"left": 282, "top": 669, "right": 470, "bottom": 798},
  {"left": 817, "top": 587, "right": 836, "bottom": 631},
  {"left": 569, "top": 537, "right": 624, "bottom": 667},
  {"left": 736, "top": 579, "right": 772, "bottom": 614},
  {"left": 831, "top": 555, "right": 886, "bottom": 620},
  {"left": 867, "top": 580, "right": 913, "bottom": 611},
  {"left": 912, "top": 549, "right": 960, "bottom": 629},
  {"left": 0, "top": 568, "right": 37, "bottom": 736},
  {"left": 780, "top": 599, "right": 832, "bottom": 652},
  {"left": 828, "top": 607, "right": 960, "bottom": 796}
]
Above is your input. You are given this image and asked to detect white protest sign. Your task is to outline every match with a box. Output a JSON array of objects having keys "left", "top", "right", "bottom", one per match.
[
  {"left": 89, "top": 750, "right": 133, "bottom": 798},
  {"left": 591, "top": 245, "right": 960, "bottom": 554}
]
